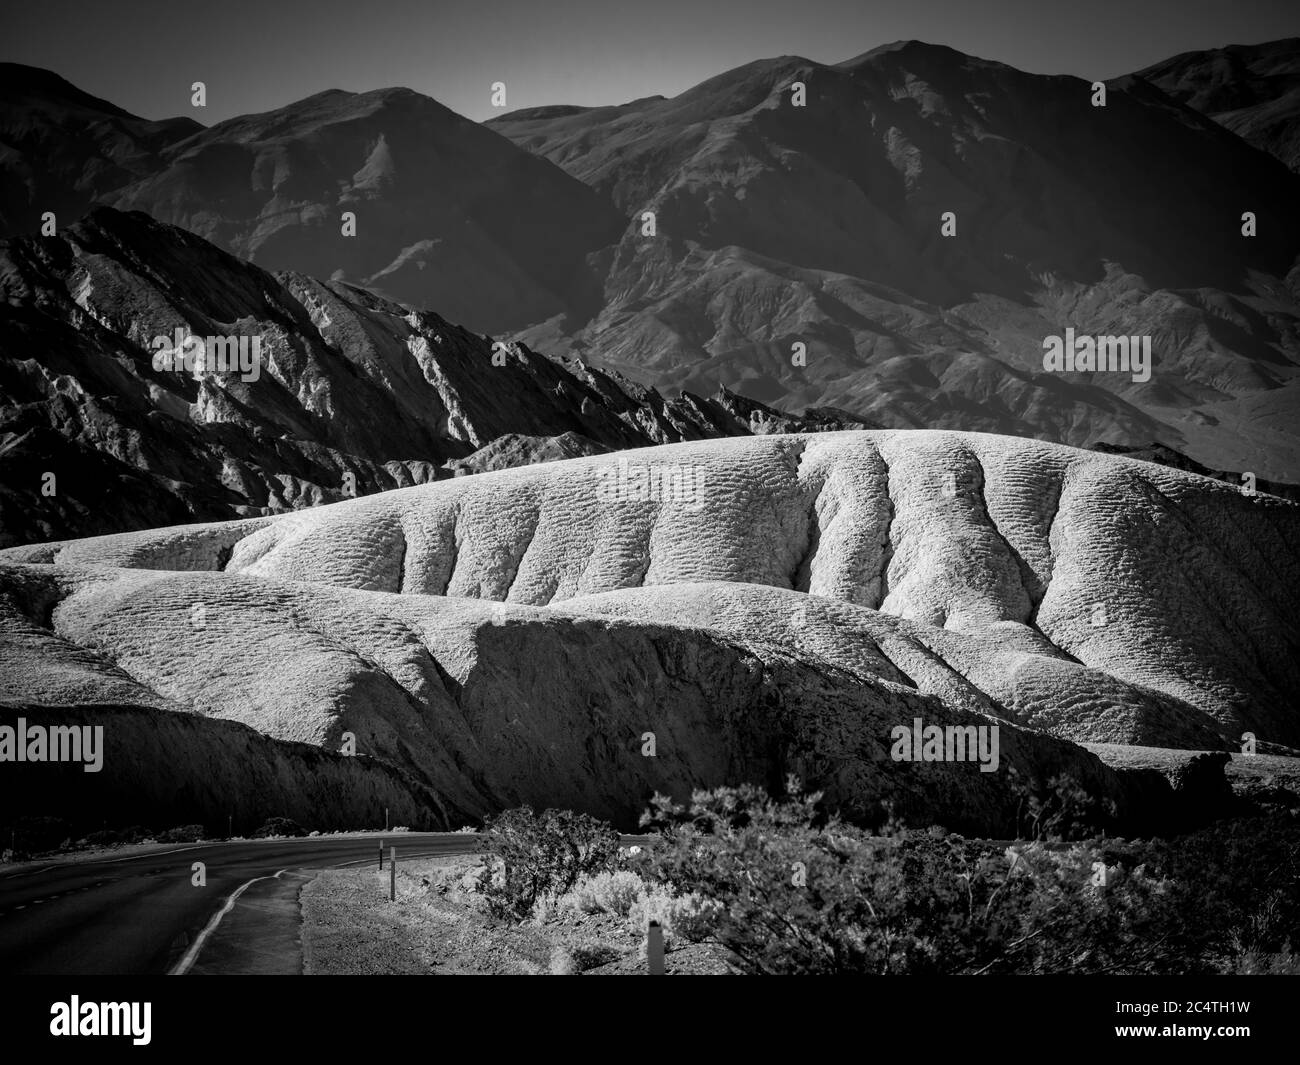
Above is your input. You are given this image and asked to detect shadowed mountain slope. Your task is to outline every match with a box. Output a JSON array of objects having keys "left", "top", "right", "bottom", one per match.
[
  {"left": 489, "top": 41, "right": 1300, "bottom": 480},
  {"left": 0, "top": 63, "right": 624, "bottom": 333},
  {"left": 6, "top": 50, "right": 1300, "bottom": 480},
  {"left": 1137, "top": 38, "right": 1300, "bottom": 173},
  {"left": 106, "top": 85, "right": 625, "bottom": 333},
  {"left": 0, "top": 208, "right": 865, "bottom": 546},
  {"left": 0, "top": 62, "right": 202, "bottom": 235}
]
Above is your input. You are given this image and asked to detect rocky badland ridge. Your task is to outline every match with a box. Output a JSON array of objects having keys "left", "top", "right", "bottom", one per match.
[
  {"left": 2, "top": 46, "right": 1299, "bottom": 836},
  {"left": 0, "top": 208, "right": 867, "bottom": 546},
  {"left": 2, "top": 432, "right": 1295, "bottom": 832}
]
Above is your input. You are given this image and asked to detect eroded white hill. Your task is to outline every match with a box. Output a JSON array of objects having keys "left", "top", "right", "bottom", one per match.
[{"left": 2, "top": 430, "right": 1296, "bottom": 830}]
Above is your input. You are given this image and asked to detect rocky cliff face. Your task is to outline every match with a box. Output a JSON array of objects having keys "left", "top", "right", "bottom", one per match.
[
  {"left": 0, "top": 208, "right": 865, "bottom": 546},
  {"left": 4, "top": 431, "right": 1294, "bottom": 832}
]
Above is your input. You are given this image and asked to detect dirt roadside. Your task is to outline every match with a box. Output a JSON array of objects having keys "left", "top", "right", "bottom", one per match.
[{"left": 299, "top": 854, "right": 732, "bottom": 975}]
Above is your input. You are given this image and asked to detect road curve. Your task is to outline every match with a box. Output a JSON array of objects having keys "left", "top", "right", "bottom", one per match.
[{"left": 0, "top": 833, "right": 482, "bottom": 975}]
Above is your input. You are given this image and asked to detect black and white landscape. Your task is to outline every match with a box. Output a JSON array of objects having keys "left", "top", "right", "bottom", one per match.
[{"left": 0, "top": 0, "right": 1298, "bottom": 999}]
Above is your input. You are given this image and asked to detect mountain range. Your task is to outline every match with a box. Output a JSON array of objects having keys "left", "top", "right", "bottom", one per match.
[
  {"left": 2, "top": 41, "right": 1298, "bottom": 839},
  {"left": 488, "top": 41, "right": 1300, "bottom": 479},
  {"left": 2, "top": 39, "right": 1299, "bottom": 549}
]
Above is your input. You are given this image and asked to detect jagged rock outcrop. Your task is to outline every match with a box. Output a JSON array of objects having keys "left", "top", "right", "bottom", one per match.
[
  {"left": 1086, "top": 743, "right": 1300, "bottom": 815},
  {"left": 1090, "top": 440, "right": 1300, "bottom": 502},
  {"left": 0, "top": 208, "right": 868, "bottom": 546},
  {"left": 445, "top": 432, "right": 613, "bottom": 476},
  {"left": 3, "top": 431, "right": 1295, "bottom": 832}
]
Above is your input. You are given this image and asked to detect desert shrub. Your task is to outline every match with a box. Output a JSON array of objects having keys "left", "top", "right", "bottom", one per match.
[
  {"left": 560, "top": 870, "right": 646, "bottom": 916},
  {"left": 526, "top": 890, "right": 560, "bottom": 925},
  {"left": 629, "top": 890, "right": 673, "bottom": 948},
  {"left": 78, "top": 825, "right": 155, "bottom": 848},
  {"left": 474, "top": 806, "right": 619, "bottom": 923},
  {"left": 664, "top": 892, "right": 724, "bottom": 943},
  {"left": 1125, "top": 814, "right": 1300, "bottom": 970},
  {"left": 557, "top": 883, "right": 598, "bottom": 915},
  {"left": 6, "top": 816, "right": 73, "bottom": 854},
  {"left": 639, "top": 778, "right": 1297, "bottom": 975},
  {"left": 253, "top": 817, "right": 307, "bottom": 838},
  {"left": 625, "top": 884, "right": 723, "bottom": 950},
  {"left": 156, "top": 824, "right": 206, "bottom": 843},
  {"left": 1220, "top": 950, "right": 1300, "bottom": 975},
  {"left": 1006, "top": 768, "right": 1118, "bottom": 841}
]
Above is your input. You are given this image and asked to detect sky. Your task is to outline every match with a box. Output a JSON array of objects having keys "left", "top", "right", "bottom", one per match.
[{"left": 4, "top": 0, "right": 1297, "bottom": 123}]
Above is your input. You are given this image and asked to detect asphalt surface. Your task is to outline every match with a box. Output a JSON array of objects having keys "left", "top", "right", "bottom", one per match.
[{"left": 0, "top": 833, "right": 482, "bottom": 975}]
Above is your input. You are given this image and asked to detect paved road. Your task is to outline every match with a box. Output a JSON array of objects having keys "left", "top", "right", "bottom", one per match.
[{"left": 0, "top": 833, "right": 482, "bottom": 975}]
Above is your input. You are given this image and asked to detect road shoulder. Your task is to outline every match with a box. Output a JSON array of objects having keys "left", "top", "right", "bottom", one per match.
[{"left": 184, "top": 869, "right": 313, "bottom": 975}]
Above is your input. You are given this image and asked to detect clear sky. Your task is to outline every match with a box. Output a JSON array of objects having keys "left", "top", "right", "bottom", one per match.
[{"left": 4, "top": 0, "right": 1297, "bottom": 124}]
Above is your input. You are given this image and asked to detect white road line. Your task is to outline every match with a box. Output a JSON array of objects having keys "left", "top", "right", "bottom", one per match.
[
  {"left": 2, "top": 865, "right": 58, "bottom": 880},
  {"left": 1, "top": 845, "right": 210, "bottom": 880},
  {"left": 89, "top": 845, "right": 212, "bottom": 867},
  {"left": 169, "top": 868, "right": 290, "bottom": 976}
]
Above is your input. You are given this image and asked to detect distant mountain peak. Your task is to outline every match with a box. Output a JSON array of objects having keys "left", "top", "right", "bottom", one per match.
[
  {"left": 836, "top": 39, "right": 973, "bottom": 66},
  {"left": 0, "top": 61, "right": 137, "bottom": 117}
]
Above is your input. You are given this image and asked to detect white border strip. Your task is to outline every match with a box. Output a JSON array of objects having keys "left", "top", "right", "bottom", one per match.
[{"left": 169, "top": 868, "right": 289, "bottom": 975}]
